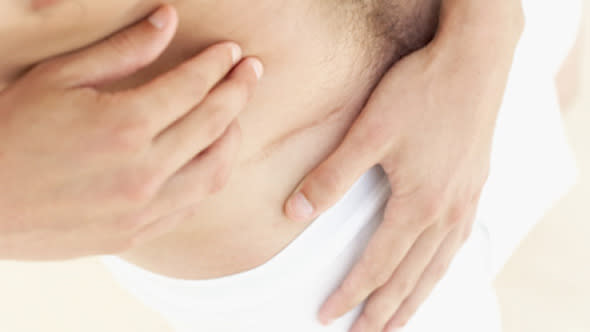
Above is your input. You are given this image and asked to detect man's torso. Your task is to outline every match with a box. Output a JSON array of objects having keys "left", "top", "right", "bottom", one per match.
[{"left": 1, "top": 0, "right": 438, "bottom": 278}]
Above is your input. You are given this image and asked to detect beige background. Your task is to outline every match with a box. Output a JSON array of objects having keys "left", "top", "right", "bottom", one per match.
[
  {"left": 0, "top": 6, "right": 588, "bottom": 332},
  {"left": 495, "top": 4, "right": 590, "bottom": 332}
]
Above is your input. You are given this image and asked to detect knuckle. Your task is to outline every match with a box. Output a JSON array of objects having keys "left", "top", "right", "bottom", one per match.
[
  {"left": 445, "top": 204, "right": 467, "bottom": 228},
  {"left": 412, "top": 215, "right": 433, "bottom": 231},
  {"left": 117, "top": 169, "right": 161, "bottom": 204},
  {"left": 421, "top": 196, "right": 445, "bottom": 221},
  {"left": 363, "top": 263, "right": 390, "bottom": 289},
  {"left": 108, "top": 117, "right": 151, "bottom": 152},
  {"left": 123, "top": 92, "right": 160, "bottom": 116},
  {"left": 395, "top": 278, "right": 413, "bottom": 296}
]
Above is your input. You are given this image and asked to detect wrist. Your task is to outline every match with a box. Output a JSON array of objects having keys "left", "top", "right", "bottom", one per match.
[
  {"left": 425, "top": 0, "right": 524, "bottom": 92},
  {"left": 419, "top": 0, "right": 524, "bottom": 126},
  {"left": 434, "top": 0, "right": 524, "bottom": 60}
]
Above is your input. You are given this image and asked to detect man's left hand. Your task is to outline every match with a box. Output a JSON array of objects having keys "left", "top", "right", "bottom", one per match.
[{"left": 283, "top": 2, "right": 524, "bottom": 330}]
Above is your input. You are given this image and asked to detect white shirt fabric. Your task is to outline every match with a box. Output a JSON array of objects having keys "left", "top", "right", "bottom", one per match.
[
  {"left": 101, "top": 1, "right": 581, "bottom": 331},
  {"left": 103, "top": 168, "right": 502, "bottom": 332}
]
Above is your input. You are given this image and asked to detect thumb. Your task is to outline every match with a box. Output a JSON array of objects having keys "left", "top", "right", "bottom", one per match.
[
  {"left": 284, "top": 130, "right": 379, "bottom": 223},
  {"left": 41, "top": 5, "right": 178, "bottom": 88}
]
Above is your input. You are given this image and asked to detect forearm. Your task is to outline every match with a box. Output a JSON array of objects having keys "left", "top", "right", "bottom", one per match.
[
  {"left": 433, "top": 0, "right": 524, "bottom": 74},
  {"left": 427, "top": 0, "right": 524, "bottom": 122},
  {"left": 438, "top": 0, "right": 524, "bottom": 46}
]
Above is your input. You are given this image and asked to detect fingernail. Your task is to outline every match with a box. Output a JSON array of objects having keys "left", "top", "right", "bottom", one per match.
[
  {"left": 288, "top": 192, "right": 314, "bottom": 221},
  {"left": 149, "top": 8, "right": 169, "bottom": 30},
  {"left": 249, "top": 58, "right": 264, "bottom": 79},
  {"left": 229, "top": 43, "right": 242, "bottom": 64}
]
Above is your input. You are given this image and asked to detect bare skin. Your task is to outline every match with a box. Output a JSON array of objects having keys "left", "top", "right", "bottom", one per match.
[
  {"left": 1, "top": 0, "right": 522, "bottom": 331},
  {"left": 0, "top": 6, "right": 263, "bottom": 259},
  {"left": 284, "top": 1, "right": 524, "bottom": 331},
  {"left": 1, "top": 0, "right": 399, "bottom": 273}
]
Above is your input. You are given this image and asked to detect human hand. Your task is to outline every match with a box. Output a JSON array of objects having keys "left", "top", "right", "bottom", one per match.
[
  {"left": 0, "top": 5, "right": 263, "bottom": 260},
  {"left": 284, "top": 1, "right": 523, "bottom": 331}
]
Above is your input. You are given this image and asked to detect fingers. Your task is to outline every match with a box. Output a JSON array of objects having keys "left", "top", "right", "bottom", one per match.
[
  {"left": 284, "top": 128, "right": 380, "bottom": 222},
  {"left": 284, "top": 93, "right": 397, "bottom": 223},
  {"left": 384, "top": 218, "right": 474, "bottom": 331},
  {"left": 349, "top": 225, "right": 449, "bottom": 332},
  {"left": 145, "top": 121, "right": 242, "bottom": 220},
  {"left": 126, "top": 41, "right": 244, "bottom": 134},
  {"left": 318, "top": 199, "right": 429, "bottom": 325},
  {"left": 34, "top": 5, "right": 179, "bottom": 87},
  {"left": 153, "top": 57, "right": 261, "bottom": 174}
]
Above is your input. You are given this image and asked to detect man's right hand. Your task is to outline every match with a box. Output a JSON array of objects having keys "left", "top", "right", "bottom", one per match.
[{"left": 0, "top": 5, "right": 263, "bottom": 260}]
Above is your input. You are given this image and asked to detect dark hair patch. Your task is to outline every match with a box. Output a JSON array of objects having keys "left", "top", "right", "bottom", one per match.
[
  {"left": 326, "top": 0, "right": 441, "bottom": 70},
  {"left": 366, "top": 0, "right": 441, "bottom": 63}
]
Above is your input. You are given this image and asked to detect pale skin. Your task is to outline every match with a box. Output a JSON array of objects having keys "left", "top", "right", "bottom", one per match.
[
  {"left": 0, "top": 6, "right": 263, "bottom": 260},
  {"left": 0, "top": 1, "right": 523, "bottom": 331},
  {"left": 284, "top": 1, "right": 524, "bottom": 331}
]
